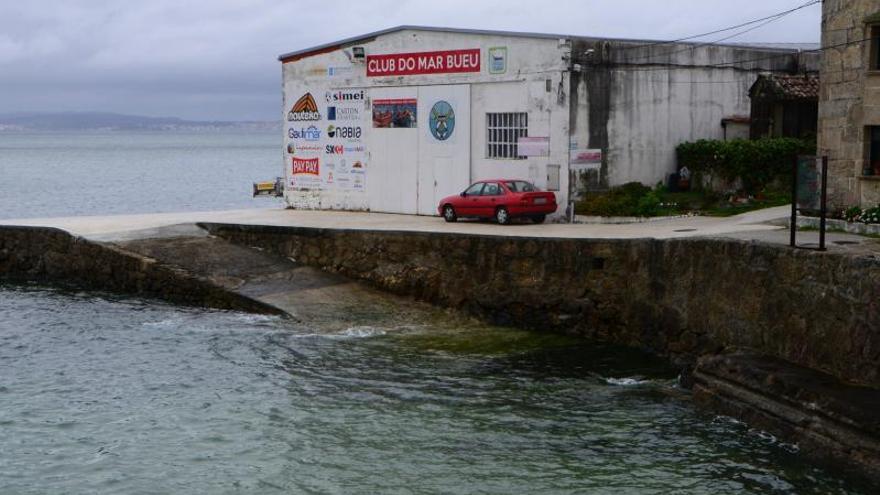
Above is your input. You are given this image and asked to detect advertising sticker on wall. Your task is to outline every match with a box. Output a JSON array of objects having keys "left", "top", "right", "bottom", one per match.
[
  {"left": 517, "top": 136, "right": 550, "bottom": 157},
  {"left": 290, "top": 157, "right": 322, "bottom": 188},
  {"left": 287, "top": 93, "right": 321, "bottom": 122},
  {"left": 372, "top": 98, "right": 417, "bottom": 128},
  {"left": 570, "top": 149, "right": 602, "bottom": 165}
]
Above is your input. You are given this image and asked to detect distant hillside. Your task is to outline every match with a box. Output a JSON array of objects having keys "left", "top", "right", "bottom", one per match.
[{"left": 0, "top": 112, "right": 279, "bottom": 132}]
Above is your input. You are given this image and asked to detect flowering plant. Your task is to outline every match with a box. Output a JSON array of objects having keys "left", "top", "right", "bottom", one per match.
[{"left": 842, "top": 205, "right": 880, "bottom": 224}]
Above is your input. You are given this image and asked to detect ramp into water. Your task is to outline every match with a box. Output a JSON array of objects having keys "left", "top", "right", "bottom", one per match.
[{"left": 113, "top": 224, "right": 449, "bottom": 332}]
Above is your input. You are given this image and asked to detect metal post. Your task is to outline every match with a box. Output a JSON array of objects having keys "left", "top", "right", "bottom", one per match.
[
  {"left": 819, "top": 156, "right": 828, "bottom": 251},
  {"left": 790, "top": 157, "right": 798, "bottom": 248}
]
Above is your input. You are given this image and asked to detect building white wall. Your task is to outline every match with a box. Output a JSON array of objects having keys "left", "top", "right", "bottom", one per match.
[{"left": 280, "top": 29, "right": 571, "bottom": 216}]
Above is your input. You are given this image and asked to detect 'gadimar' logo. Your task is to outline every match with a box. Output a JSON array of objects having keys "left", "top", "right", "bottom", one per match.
[
  {"left": 287, "top": 93, "right": 321, "bottom": 121},
  {"left": 429, "top": 101, "right": 455, "bottom": 141}
]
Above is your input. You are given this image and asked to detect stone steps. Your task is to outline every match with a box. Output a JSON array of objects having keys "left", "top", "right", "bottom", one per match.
[{"left": 693, "top": 351, "right": 880, "bottom": 485}]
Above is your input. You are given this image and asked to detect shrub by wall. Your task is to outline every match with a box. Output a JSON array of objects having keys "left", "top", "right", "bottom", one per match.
[{"left": 676, "top": 138, "right": 816, "bottom": 194}]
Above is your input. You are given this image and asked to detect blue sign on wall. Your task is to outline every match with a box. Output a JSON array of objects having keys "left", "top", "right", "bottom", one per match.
[{"left": 429, "top": 101, "right": 455, "bottom": 141}]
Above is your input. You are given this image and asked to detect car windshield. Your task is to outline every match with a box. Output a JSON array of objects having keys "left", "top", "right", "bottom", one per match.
[{"left": 504, "top": 180, "right": 537, "bottom": 192}]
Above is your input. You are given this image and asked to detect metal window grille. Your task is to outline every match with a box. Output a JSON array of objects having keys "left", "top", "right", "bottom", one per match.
[{"left": 486, "top": 112, "right": 528, "bottom": 159}]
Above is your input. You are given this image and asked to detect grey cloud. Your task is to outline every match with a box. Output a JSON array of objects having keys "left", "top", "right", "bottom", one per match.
[{"left": 0, "top": 0, "right": 821, "bottom": 120}]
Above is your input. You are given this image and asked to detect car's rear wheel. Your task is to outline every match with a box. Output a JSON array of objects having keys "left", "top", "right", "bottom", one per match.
[
  {"left": 442, "top": 205, "right": 457, "bottom": 222},
  {"left": 495, "top": 207, "right": 510, "bottom": 225},
  {"left": 532, "top": 214, "right": 546, "bottom": 224}
]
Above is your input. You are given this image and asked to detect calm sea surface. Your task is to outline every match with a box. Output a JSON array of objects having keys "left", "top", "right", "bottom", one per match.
[
  {"left": 0, "top": 131, "right": 283, "bottom": 220},
  {"left": 0, "top": 131, "right": 870, "bottom": 493}
]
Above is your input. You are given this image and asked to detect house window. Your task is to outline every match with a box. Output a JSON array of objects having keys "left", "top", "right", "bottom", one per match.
[
  {"left": 872, "top": 25, "right": 880, "bottom": 71},
  {"left": 486, "top": 112, "right": 528, "bottom": 159},
  {"left": 868, "top": 126, "right": 880, "bottom": 175}
]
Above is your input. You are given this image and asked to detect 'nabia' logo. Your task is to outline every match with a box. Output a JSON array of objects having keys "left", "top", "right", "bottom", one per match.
[{"left": 287, "top": 93, "right": 321, "bottom": 121}]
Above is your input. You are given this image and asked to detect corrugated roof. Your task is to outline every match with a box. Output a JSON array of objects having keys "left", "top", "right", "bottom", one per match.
[
  {"left": 750, "top": 73, "right": 819, "bottom": 100},
  {"left": 278, "top": 25, "right": 815, "bottom": 62}
]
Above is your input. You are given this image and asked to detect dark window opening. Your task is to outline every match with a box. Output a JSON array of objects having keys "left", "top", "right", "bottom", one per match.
[
  {"left": 868, "top": 126, "right": 880, "bottom": 175},
  {"left": 872, "top": 25, "right": 880, "bottom": 71}
]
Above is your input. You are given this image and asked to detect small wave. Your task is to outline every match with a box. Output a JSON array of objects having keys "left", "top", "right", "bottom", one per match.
[
  {"left": 604, "top": 377, "right": 652, "bottom": 386},
  {"left": 229, "top": 313, "right": 282, "bottom": 325},
  {"left": 142, "top": 318, "right": 181, "bottom": 329},
  {"left": 338, "top": 326, "right": 387, "bottom": 338},
  {"left": 287, "top": 326, "right": 388, "bottom": 340}
]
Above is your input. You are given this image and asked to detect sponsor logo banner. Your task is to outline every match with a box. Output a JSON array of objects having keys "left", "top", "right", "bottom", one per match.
[
  {"left": 372, "top": 98, "right": 417, "bottom": 128},
  {"left": 325, "top": 90, "right": 365, "bottom": 103},
  {"left": 327, "top": 124, "right": 362, "bottom": 139},
  {"left": 328, "top": 106, "right": 360, "bottom": 121},
  {"left": 327, "top": 66, "right": 354, "bottom": 77},
  {"left": 292, "top": 157, "right": 320, "bottom": 175},
  {"left": 288, "top": 125, "right": 321, "bottom": 141},
  {"left": 287, "top": 93, "right": 321, "bottom": 121},
  {"left": 366, "top": 49, "right": 480, "bottom": 77},
  {"left": 288, "top": 143, "right": 322, "bottom": 154}
]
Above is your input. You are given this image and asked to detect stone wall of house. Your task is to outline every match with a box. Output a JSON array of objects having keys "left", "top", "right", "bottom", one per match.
[{"left": 820, "top": 0, "right": 880, "bottom": 209}]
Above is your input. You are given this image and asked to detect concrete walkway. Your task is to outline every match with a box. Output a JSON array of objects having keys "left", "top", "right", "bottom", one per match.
[{"left": 1, "top": 206, "right": 878, "bottom": 253}]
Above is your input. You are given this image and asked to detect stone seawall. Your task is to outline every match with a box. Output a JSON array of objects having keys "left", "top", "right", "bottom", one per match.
[
  {"left": 200, "top": 223, "right": 880, "bottom": 387},
  {"left": 0, "top": 226, "right": 284, "bottom": 315}
]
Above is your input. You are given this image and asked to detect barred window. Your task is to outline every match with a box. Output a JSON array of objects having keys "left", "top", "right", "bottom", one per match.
[{"left": 486, "top": 113, "right": 528, "bottom": 159}]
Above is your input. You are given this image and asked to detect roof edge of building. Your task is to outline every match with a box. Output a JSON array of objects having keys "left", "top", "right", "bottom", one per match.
[{"left": 278, "top": 25, "right": 818, "bottom": 63}]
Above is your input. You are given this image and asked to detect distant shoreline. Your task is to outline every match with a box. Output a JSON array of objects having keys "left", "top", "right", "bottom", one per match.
[{"left": 0, "top": 112, "right": 280, "bottom": 133}]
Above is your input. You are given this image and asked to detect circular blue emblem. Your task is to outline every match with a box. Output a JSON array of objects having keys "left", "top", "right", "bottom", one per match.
[{"left": 429, "top": 101, "right": 455, "bottom": 141}]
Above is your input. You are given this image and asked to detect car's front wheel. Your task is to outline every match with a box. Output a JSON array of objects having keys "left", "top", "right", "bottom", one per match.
[
  {"left": 442, "top": 205, "right": 457, "bottom": 222},
  {"left": 495, "top": 207, "right": 510, "bottom": 225}
]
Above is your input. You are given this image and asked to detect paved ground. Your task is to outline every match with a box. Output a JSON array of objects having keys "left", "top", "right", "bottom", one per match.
[{"left": 2, "top": 206, "right": 878, "bottom": 254}]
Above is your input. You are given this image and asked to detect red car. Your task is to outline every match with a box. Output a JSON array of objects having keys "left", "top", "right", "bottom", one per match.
[{"left": 437, "top": 179, "right": 557, "bottom": 224}]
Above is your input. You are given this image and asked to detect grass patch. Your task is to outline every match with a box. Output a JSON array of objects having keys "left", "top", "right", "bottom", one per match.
[{"left": 575, "top": 182, "right": 790, "bottom": 218}]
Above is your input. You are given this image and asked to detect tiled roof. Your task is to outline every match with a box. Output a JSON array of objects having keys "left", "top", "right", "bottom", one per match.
[{"left": 749, "top": 74, "right": 819, "bottom": 100}]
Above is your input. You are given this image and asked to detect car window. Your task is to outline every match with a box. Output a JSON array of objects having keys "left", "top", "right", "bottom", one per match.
[
  {"left": 464, "top": 183, "right": 484, "bottom": 195},
  {"left": 482, "top": 182, "right": 501, "bottom": 195},
  {"left": 505, "top": 180, "right": 536, "bottom": 192}
]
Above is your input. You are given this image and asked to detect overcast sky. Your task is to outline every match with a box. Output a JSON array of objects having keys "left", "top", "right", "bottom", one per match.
[{"left": 0, "top": 0, "right": 821, "bottom": 121}]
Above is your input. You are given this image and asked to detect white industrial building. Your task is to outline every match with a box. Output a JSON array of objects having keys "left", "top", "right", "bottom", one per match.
[{"left": 278, "top": 26, "right": 818, "bottom": 217}]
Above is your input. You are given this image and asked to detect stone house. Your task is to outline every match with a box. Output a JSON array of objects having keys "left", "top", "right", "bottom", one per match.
[
  {"left": 749, "top": 73, "right": 819, "bottom": 140},
  {"left": 819, "top": 0, "right": 880, "bottom": 209}
]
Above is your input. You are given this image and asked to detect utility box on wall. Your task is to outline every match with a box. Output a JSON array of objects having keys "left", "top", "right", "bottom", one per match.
[{"left": 547, "top": 164, "right": 560, "bottom": 191}]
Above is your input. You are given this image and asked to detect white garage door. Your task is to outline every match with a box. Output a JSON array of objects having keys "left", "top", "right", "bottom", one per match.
[{"left": 367, "top": 85, "right": 471, "bottom": 215}]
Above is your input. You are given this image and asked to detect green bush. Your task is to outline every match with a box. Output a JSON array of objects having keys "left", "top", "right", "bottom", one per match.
[
  {"left": 576, "top": 182, "right": 653, "bottom": 217},
  {"left": 676, "top": 138, "right": 815, "bottom": 194}
]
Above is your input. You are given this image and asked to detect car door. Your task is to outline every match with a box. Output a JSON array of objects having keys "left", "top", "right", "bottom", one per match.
[
  {"left": 458, "top": 182, "right": 485, "bottom": 216},
  {"left": 477, "top": 182, "right": 503, "bottom": 218}
]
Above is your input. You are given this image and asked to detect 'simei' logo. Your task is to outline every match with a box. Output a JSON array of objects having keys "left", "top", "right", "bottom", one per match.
[
  {"left": 287, "top": 93, "right": 321, "bottom": 121},
  {"left": 292, "top": 157, "right": 320, "bottom": 175},
  {"left": 325, "top": 90, "right": 365, "bottom": 103}
]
